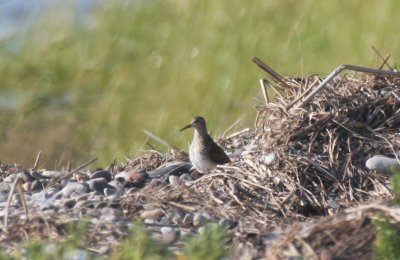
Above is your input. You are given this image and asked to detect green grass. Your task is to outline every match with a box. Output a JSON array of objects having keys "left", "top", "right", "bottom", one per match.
[
  {"left": 1, "top": 0, "right": 400, "bottom": 167},
  {"left": 3, "top": 221, "right": 228, "bottom": 259},
  {"left": 373, "top": 213, "right": 400, "bottom": 260}
]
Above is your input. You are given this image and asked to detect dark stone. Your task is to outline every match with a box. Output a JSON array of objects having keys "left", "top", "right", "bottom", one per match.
[
  {"left": 90, "top": 170, "right": 112, "bottom": 182},
  {"left": 147, "top": 162, "right": 192, "bottom": 178},
  {"left": 86, "top": 179, "right": 116, "bottom": 195}
]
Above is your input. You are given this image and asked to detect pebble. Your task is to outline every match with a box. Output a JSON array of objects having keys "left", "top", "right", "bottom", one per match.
[
  {"left": 41, "top": 171, "right": 64, "bottom": 179},
  {"left": 3, "top": 174, "right": 16, "bottom": 183},
  {"left": 86, "top": 179, "right": 116, "bottom": 194},
  {"left": 104, "top": 188, "right": 118, "bottom": 196},
  {"left": 75, "top": 193, "right": 90, "bottom": 202},
  {"left": 230, "top": 148, "right": 245, "bottom": 158},
  {"left": 147, "top": 161, "right": 192, "bottom": 178},
  {"left": 85, "top": 209, "right": 101, "bottom": 218},
  {"left": 148, "top": 179, "right": 163, "bottom": 187},
  {"left": 179, "top": 174, "right": 191, "bottom": 182},
  {"left": 0, "top": 193, "right": 6, "bottom": 203},
  {"left": 366, "top": 155, "right": 400, "bottom": 173},
  {"left": 140, "top": 209, "right": 164, "bottom": 220},
  {"left": 152, "top": 228, "right": 179, "bottom": 245},
  {"left": 73, "top": 172, "right": 89, "bottom": 182},
  {"left": 30, "top": 171, "right": 46, "bottom": 180},
  {"left": 90, "top": 170, "right": 112, "bottom": 182},
  {"left": 219, "top": 218, "right": 238, "bottom": 229},
  {"left": 190, "top": 170, "right": 203, "bottom": 180},
  {"left": 0, "top": 182, "right": 10, "bottom": 193},
  {"left": 124, "top": 171, "right": 147, "bottom": 187},
  {"left": 328, "top": 199, "right": 340, "bottom": 209},
  {"left": 193, "top": 211, "right": 212, "bottom": 227},
  {"left": 61, "top": 199, "right": 77, "bottom": 209},
  {"left": 161, "top": 226, "right": 173, "bottom": 233},
  {"left": 169, "top": 176, "right": 183, "bottom": 187},
  {"left": 64, "top": 249, "right": 87, "bottom": 260},
  {"left": 62, "top": 183, "right": 89, "bottom": 198},
  {"left": 108, "top": 179, "right": 125, "bottom": 189},
  {"left": 114, "top": 171, "right": 126, "bottom": 179},
  {"left": 260, "top": 153, "right": 276, "bottom": 165},
  {"left": 260, "top": 233, "right": 278, "bottom": 244},
  {"left": 18, "top": 171, "right": 34, "bottom": 182},
  {"left": 100, "top": 208, "right": 120, "bottom": 222},
  {"left": 97, "top": 246, "right": 110, "bottom": 255},
  {"left": 95, "top": 201, "right": 108, "bottom": 209},
  {"left": 31, "top": 180, "right": 44, "bottom": 191},
  {"left": 74, "top": 200, "right": 95, "bottom": 209}
]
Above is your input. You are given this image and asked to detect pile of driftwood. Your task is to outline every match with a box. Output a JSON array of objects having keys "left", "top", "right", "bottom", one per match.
[{"left": 118, "top": 57, "right": 400, "bottom": 257}]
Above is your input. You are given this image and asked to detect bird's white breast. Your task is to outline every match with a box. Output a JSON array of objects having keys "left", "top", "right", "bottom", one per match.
[{"left": 189, "top": 142, "right": 217, "bottom": 173}]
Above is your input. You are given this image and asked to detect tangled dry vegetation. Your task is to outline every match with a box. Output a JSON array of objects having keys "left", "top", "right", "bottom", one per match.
[
  {"left": 1, "top": 57, "right": 400, "bottom": 258},
  {"left": 119, "top": 58, "right": 400, "bottom": 258}
]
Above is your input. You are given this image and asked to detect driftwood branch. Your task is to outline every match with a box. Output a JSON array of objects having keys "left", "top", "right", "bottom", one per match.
[
  {"left": 291, "top": 64, "right": 400, "bottom": 109},
  {"left": 252, "top": 56, "right": 289, "bottom": 88}
]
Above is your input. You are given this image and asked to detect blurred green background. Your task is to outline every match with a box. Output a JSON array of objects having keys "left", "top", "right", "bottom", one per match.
[{"left": 1, "top": 0, "right": 399, "bottom": 168}]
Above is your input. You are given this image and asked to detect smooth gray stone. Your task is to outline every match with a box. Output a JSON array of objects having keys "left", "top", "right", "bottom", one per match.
[
  {"left": 90, "top": 170, "right": 112, "bottom": 182},
  {"left": 62, "top": 183, "right": 89, "bottom": 197},
  {"left": 261, "top": 153, "right": 276, "bottom": 165},
  {"left": 168, "top": 176, "right": 182, "bottom": 187},
  {"left": 115, "top": 171, "right": 126, "bottom": 179},
  {"left": 0, "top": 182, "right": 10, "bottom": 193},
  {"left": 218, "top": 218, "right": 237, "bottom": 229},
  {"left": 104, "top": 188, "right": 117, "bottom": 196},
  {"left": 328, "top": 199, "right": 340, "bottom": 209},
  {"left": 147, "top": 161, "right": 192, "bottom": 178},
  {"left": 63, "top": 249, "right": 87, "bottom": 260},
  {"left": 86, "top": 179, "right": 116, "bottom": 195},
  {"left": 30, "top": 171, "right": 46, "bottom": 180},
  {"left": 366, "top": 155, "right": 400, "bottom": 173},
  {"left": 61, "top": 199, "right": 76, "bottom": 209},
  {"left": 230, "top": 148, "right": 245, "bottom": 158},
  {"left": 74, "top": 200, "right": 95, "bottom": 209},
  {"left": 17, "top": 171, "right": 34, "bottom": 182},
  {"left": 41, "top": 171, "right": 64, "bottom": 179},
  {"left": 193, "top": 211, "right": 212, "bottom": 227},
  {"left": 179, "top": 174, "right": 191, "bottom": 182},
  {"left": 3, "top": 174, "right": 16, "bottom": 183},
  {"left": 108, "top": 179, "right": 124, "bottom": 189}
]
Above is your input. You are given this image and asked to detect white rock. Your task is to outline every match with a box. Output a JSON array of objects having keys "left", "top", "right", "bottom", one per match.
[
  {"left": 261, "top": 153, "right": 276, "bottom": 165},
  {"left": 366, "top": 155, "right": 400, "bottom": 173},
  {"left": 169, "top": 176, "right": 183, "bottom": 187}
]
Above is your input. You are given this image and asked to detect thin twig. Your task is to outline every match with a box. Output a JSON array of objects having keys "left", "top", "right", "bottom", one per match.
[
  {"left": 16, "top": 180, "right": 29, "bottom": 220},
  {"left": 252, "top": 56, "right": 289, "bottom": 88},
  {"left": 222, "top": 118, "right": 241, "bottom": 138},
  {"left": 143, "top": 130, "right": 183, "bottom": 153},
  {"left": 33, "top": 151, "right": 42, "bottom": 170},
  {"left": 372, "top": 46, "right": 393, "bottom": 70},
  {"left": 190, "top": 172, "right": 274, "bottom": 192},
  {"left": 260, "top": 79, "right": 269, "bottom": 105},
  {"left": 47, "top": 157, "right": 98, "bottom": 188},
  {"left": 4, "top": 177, "right": 21, "bottom": 229}
]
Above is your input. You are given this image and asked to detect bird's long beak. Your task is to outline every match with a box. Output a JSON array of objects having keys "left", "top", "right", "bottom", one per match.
[{"left": 180, "top": 123, "right": 193, "bottom": 131}]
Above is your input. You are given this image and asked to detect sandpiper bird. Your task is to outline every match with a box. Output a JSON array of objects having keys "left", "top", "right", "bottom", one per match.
[{"left": 180, "top": 116, "right": 231, "bottom": 173}]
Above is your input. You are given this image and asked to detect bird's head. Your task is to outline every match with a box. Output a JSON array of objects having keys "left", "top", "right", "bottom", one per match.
[{"left": 180, "top": 116, "right": 207, "bottom": 132}]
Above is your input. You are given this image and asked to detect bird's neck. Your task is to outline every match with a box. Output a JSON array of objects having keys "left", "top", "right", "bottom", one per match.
[{"left": 194, "top": 127, "right": 208, "bottom": 139}]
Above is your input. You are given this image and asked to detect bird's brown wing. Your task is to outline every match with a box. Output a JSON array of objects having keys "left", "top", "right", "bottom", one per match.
[{"left": 206, "top": 136, "right": 231, "bottom": 164}]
